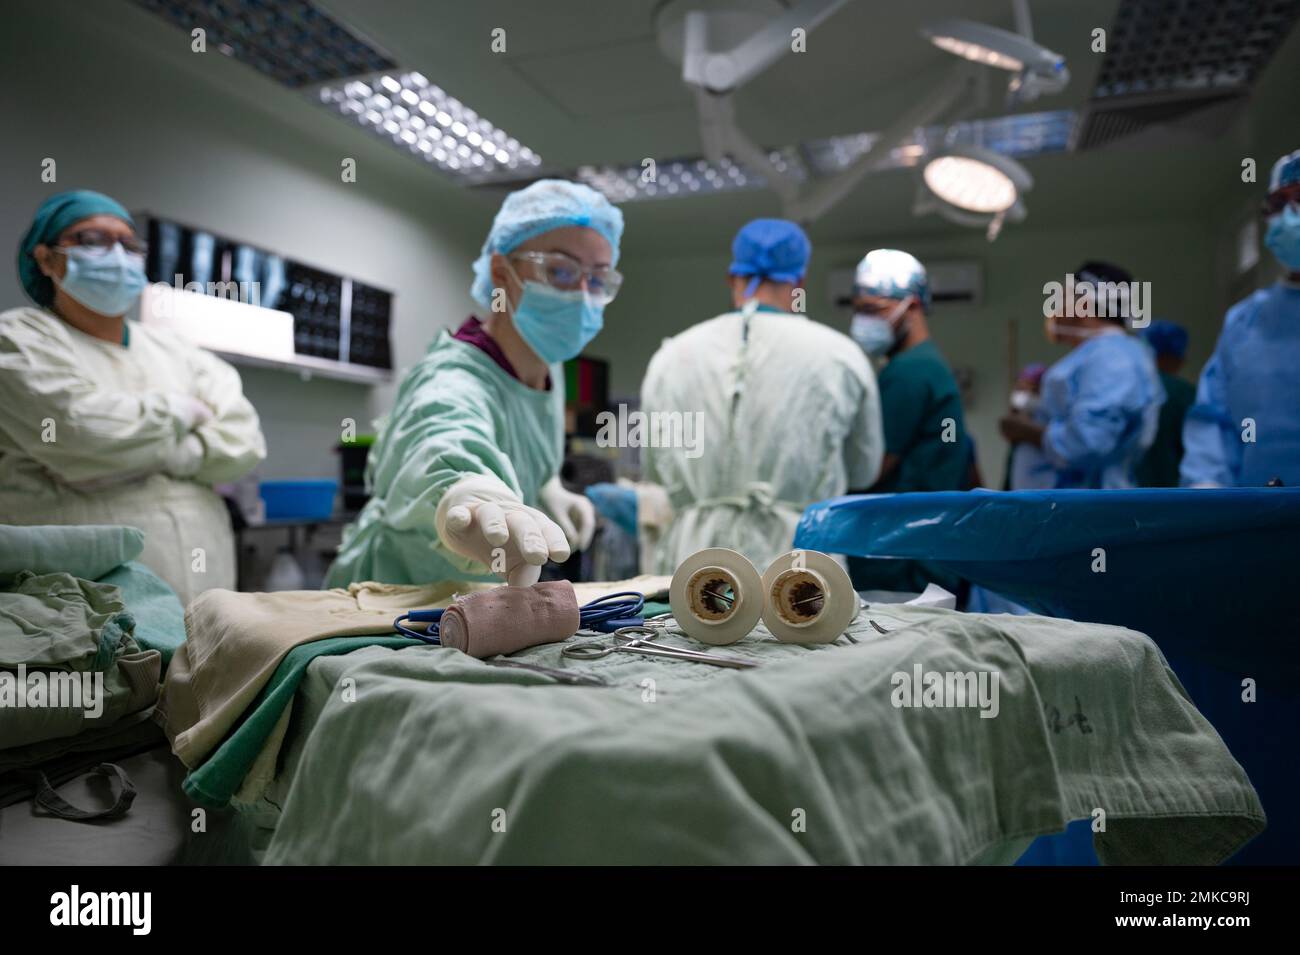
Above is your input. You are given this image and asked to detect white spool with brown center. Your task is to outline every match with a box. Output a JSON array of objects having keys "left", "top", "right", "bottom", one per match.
[
  {"left": 761, "top": 550, "right": 858, "bottom": 643},
  {"left": 669, "top": 548, "right": 764, "bottom": 645}
]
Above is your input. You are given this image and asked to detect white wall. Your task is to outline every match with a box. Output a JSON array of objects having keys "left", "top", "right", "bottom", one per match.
[{"left": 0, "top": 0, "right": 488, "bottom": 479}]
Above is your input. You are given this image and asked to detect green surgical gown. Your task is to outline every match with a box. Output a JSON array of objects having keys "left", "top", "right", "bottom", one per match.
[
  {"left": 326, "top": 332, "right": 563, "bottom": 587},
  {"left": 850, "top": 339, "right": 968, "bottom": 594},
  {"left": 1136, "top": 371, "right": 1194, "bottom": 488},
  {"left": 875, "top": 340, "right": 969, "bottom": 493},
  {"left": 0, "top": 307, "right": 265, "bottom": 604},
  {"left": 640, "top": 308, "right": 883, "bottom": 574}
]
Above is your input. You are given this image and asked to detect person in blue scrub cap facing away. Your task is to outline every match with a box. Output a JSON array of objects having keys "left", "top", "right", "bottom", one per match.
[
  {"left": 327, "top": 179, "right": 624, "bottom": 588},
  {"left": 1000, "top": 260, "right": 1164, "bottom": 489},
  {"left": 1181, "top": 148, "right": 1300, "bottom": 488},
  {"left": 0, "top": 190, "right": 265, "bottom": 604},
  {"left": 638, "top": 218, "right": 884, "bottom": 573},
  {"left": 1135, "top": 319, "right": 1195, "bottom": 488}
]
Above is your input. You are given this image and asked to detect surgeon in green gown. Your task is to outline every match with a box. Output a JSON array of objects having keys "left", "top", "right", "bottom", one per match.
[{"left": 326, "top": 180, "right": 624, "bottom": 588}]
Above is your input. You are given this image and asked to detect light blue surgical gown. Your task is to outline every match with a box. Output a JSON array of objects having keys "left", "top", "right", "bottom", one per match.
[
  {"left": 1181, "top": 283, "right": 1300, "bottom": 487},
  {"left": 325, "top": 332, "right": 564, "bottom": 587},
  {"left": 1039, "top": 331, "right": 1164, "bottom": 489}
]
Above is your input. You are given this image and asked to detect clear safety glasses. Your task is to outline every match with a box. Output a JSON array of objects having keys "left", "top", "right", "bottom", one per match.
[
  {"left": 56, "top": 228, "right": 149, "bottom": 258},
  {"left": 510, "top": 250, "right": 622, "bottom": 304}
]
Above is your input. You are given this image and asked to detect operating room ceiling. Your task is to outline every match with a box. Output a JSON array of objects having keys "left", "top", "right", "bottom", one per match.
[
  {"left": 316, "top": 0, "right": 1104, "bottom": 160},
  {"left": 121, "top": 0, "right": 1300, "bottom": 253}
]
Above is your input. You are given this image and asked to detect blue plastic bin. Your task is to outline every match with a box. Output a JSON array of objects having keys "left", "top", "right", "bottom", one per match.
[{"left": 259, "top": 479, "right": 338, "bottom": 521}]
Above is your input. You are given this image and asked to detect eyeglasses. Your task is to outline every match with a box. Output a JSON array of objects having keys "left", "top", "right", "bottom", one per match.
[
  {"left": 1261, "top": 186, "right": 1300, "bottom": 217},
  {"left": 510, "top": 251, "right": 622, "bottom": 304},
  {"left": 56, "top": 228, "right": 148, "bottom": 257}
]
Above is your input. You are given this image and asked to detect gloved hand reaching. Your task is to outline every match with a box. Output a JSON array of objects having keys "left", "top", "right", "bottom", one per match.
[
  {"left": 436, "top": 474, "right": 571, "bottom": 587},
  {"left": 540, "top": 475, "right": 597, "bottom": 552}
]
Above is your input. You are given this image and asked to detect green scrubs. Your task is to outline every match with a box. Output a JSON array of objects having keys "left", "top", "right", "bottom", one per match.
[
  {"left": 875, "top": 340, "right": 968, "bottom": 492},
  {"left": 1136, "top": 371, "right": 1195, "bottom": 488},
  {"left": 326, "top": 331, "right": 564, "bottom": 588},
  {"left": 850, "top": 339, "right": 968, "bottom": 593}
]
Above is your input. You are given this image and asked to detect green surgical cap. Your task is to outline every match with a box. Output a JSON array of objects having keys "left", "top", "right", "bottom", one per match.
[{"left": 17, "top": 190, "right": 134, "bottom": 306}]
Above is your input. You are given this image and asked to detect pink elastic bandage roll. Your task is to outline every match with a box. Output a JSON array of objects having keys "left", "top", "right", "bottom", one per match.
[{"left": 438, "top": 580, "right": 581, "bottom": 658}]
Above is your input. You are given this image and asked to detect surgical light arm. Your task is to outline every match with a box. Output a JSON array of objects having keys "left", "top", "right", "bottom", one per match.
[
  {"left": 788, "top": 63, "right": 977, "bottom": 223},
  {"left": 694, "top": 87, "right": 800, "bottom": 202},
  {"left": 680, "top": 0, "right": 849, "bottom": 204},
  {"left": 682, "top": 0, "right": 848, "bottom": 93}
]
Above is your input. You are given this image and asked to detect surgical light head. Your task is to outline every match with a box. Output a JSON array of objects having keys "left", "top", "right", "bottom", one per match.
[
  {"left": 922, "top": 16, "right": 1069, "bottom": 106},
  {"left": 471, "top": 179, "right": 624, "bottom": 309},
  {"left": 852, "top": 249, "right": 931, "bottom": 313}
]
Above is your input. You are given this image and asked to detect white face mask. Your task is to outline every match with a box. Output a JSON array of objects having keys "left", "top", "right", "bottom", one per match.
[
  {"left": 1010, "top": 389, "right": 1040, "bottom": 413},
  {"left": 850, "top": 297, "right": 910, "bottom": 357}
]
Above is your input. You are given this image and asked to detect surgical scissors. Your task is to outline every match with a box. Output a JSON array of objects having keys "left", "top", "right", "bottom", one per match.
[{"left": 562, "top": 627, "right": 759, "bottom": 669}]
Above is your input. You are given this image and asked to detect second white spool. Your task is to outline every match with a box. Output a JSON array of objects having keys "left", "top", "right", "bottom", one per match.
[{"left": 760, "top": 550, "right": 858, "bottom": 644}]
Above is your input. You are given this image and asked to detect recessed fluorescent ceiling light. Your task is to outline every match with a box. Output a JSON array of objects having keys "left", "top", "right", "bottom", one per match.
[
  {"left": 131, "top": 0, "right": 395, "bottom": 87},
  {"left": 133, "top": 1, "right": 535, "bottom": 183},
  {"left": 576, "top": 151, "right": 806, "bottom": 202},
  {"left": 566, "top": 111, "right": 1072, "bottom": 203},
  {"left": 317, "top": 71, "right": 542, "bottom": 184}
]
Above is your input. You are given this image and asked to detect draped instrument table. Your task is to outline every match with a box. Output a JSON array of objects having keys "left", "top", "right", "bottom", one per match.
[{"left": 794, "top": 487, "right": 1300, "bottom": 864}]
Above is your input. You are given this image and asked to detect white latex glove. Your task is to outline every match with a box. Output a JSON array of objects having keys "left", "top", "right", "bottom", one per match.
[
  {"left": 540, "top": 475, "right": 596, "bottom": 552},
  {"left": 435, "top": 474, "right": 570, "bottom": 587},
  {"left": 178, "top": 395, "right": 214, "bottom": 430}
]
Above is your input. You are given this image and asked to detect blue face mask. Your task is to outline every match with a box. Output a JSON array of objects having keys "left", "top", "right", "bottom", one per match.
[
  {"left": 1265, "top": 203, "right": 1300, "bottom": 271},
  {"left": 508, "top": 278, "right": 604, "bottom": 364},
  {"left": 56, "top": 244, "right": 147, "bottom": 317}
]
